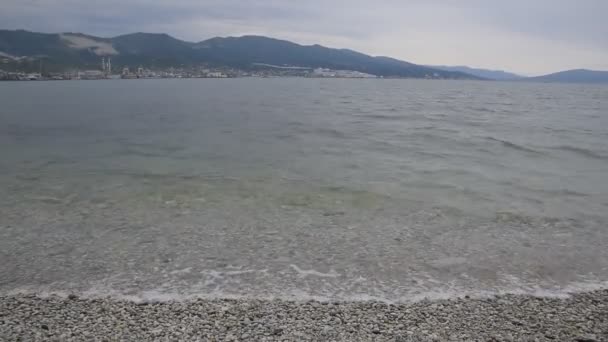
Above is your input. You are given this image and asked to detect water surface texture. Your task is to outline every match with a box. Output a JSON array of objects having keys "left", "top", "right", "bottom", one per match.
[{"left": 1, "top": 79, "right": 607, "bottom": 301}]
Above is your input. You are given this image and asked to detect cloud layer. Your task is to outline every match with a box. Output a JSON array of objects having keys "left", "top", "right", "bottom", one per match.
[{"left": 2, "top": 0, "right": 607, "bottom": 75}]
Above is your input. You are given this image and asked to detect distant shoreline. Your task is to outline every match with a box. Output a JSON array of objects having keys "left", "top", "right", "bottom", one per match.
[
  {"left": 0, "top": 75, "right": 474, "bottom": 82},
  {"left": 2, "top": 290, "right": 606, "bottom": 341}
]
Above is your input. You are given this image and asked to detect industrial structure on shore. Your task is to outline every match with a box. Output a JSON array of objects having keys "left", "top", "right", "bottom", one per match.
[{"left": 2, "top": 57, "right": 382, "bottom": 81}]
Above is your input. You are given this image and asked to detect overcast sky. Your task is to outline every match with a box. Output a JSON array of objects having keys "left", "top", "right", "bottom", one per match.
[{"left": 2, "top": 0, "right": 607, "bottom": 75}]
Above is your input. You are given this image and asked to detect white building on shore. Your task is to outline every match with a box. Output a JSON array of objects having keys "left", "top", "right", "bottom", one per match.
[{"left": 312, "top": 68, "right": 376, "bottom": 78}]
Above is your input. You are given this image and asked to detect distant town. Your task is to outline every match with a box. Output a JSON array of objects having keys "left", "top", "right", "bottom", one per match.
[{"left": 0, "top": 57, "right": 382, "bottom": 81}]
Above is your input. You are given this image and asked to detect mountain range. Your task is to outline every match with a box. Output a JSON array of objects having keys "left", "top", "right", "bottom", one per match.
[
  {"left": 522, "top": 69, "right": 608, "bottom": 84},
  {"left": 0, "top": 29, "right": 476, "bottom": 79},
  {"left": 1, "top": 29, "right": 607, "bottom": 83},
  {"left": 427, "top": 65, "right": 524, "bottom": 81}
]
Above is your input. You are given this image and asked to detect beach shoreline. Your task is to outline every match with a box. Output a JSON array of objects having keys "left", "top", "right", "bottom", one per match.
[{"left": 2, "top": 290, "right": 606, "bottom": 341}]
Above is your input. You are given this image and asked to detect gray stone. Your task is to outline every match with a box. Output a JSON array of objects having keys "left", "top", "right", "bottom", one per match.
[{"left": 0, "top": 290, "right": 607, "bottom": 341}]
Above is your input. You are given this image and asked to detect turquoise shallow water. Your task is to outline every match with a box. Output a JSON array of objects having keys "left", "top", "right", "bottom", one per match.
[{"left": 1, "top": 78, "right": 607, "bottom": 301}]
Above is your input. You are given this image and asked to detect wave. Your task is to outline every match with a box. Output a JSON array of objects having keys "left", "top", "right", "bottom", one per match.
[
  {"left": 313, "top": 127, "right": 350, "bottom": 139},
  {"left": 469, "top": 106, "right": 497, "bottom": 113},
  {"left": 358, "top": 114, "right": 404, "bottom": 121},
  {"left": 550, "top": 145, "right": 608, "bottom": 160},
  {"left": 485, "top": 137, "right": 543, "bottom": 154}
]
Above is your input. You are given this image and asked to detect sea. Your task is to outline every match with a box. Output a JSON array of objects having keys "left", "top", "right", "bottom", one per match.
[{"left": 1, "top": 78, "right": 607, "bottom": 302}]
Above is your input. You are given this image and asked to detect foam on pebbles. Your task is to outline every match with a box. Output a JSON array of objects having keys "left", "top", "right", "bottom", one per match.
[{"left": 1, "top": 290, "right": 607, "bottom": 341}]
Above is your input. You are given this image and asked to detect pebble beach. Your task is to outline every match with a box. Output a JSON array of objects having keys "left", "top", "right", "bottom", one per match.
[{"left": 1, "top": 290, "right": 607, "bottom": 341}]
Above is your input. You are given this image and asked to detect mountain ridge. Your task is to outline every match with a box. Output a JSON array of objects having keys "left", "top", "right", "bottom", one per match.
[
  {"left": 522, "top": 69, "right": 608, "bottom": 83},
  {"left": 3, "top": 29, "right": 606, "bottom": 82},
  {"left": 428, "top": 65, "right": 524, "bottom": 81},
  {"left": 0, "top": 29, "right": 478, "bottom": 79}
]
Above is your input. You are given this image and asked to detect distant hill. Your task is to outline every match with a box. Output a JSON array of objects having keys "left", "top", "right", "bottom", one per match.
[
  {"left": 0, "top": 29, "right": 479, "bottom": 79},
  {"left": 429, "top": 65, "right": 523, "bottom": 80},
  {"left": 523, "top": 69, "right": 608, "bottom": 83}
]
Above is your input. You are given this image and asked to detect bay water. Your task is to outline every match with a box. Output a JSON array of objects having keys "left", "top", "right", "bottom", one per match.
[{"left": 1, "top": 78, "right": 607, "bottom": 302}]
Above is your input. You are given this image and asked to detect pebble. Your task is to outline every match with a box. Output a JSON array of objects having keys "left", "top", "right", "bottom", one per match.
[{"left": 0, "top": 290, "right": 607, "bottom": 341}]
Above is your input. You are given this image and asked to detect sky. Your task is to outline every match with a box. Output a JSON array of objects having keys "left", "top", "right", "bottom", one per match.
[{"left": 1, "top": 0, "right": 607, "bottom": 75}]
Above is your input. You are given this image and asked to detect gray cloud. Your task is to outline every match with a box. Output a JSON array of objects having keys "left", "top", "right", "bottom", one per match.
[{"left": 1, "top": 0, "right": 607, "bottom": 74}]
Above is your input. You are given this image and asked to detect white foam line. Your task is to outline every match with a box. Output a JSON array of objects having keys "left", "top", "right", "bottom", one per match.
[
  {"left": 289, "top": 264, "right": 340, "bottom": 278},
  {"left": 3, "top": 281, "right": 607, "bottom": 304}
]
